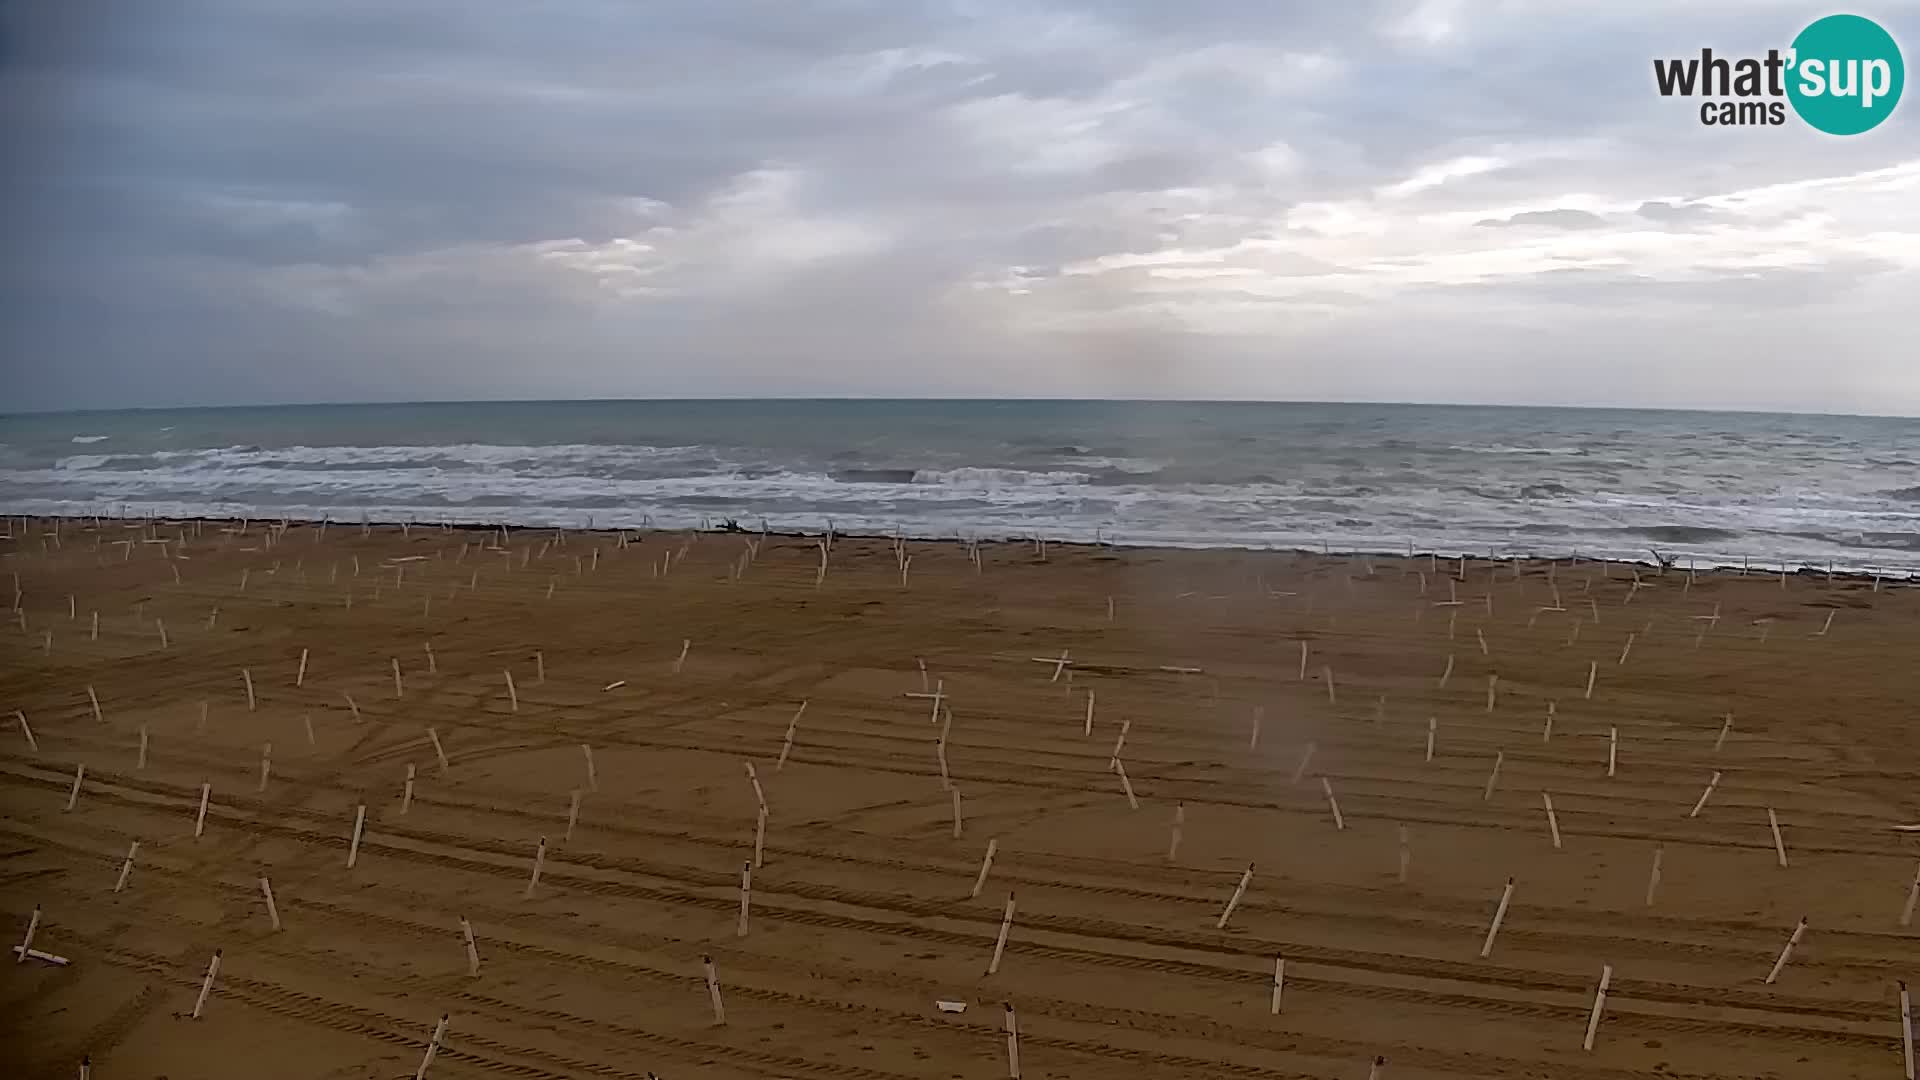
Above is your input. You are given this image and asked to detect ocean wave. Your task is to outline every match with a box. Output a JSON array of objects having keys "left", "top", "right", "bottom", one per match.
[
  {"left": 912, "top": 467, "right": 1092, "bottom": 487},
  {"left": 71, "top": 435, "right": 108, "bottom": 443},
  {"left": 1883, "top": 485, "right": 1920, "bottom": 502},
  {"left": 1448, "top": 444, "right": 1586, "bottom": 456}
]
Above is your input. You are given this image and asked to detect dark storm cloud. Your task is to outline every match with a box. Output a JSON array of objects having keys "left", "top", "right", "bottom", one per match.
[{"left": 3, "top": 0, "right": 1919, "bottom": 413}]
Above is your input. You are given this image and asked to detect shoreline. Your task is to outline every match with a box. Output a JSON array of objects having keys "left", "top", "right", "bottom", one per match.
[{"left": 3, "top": 510, "right": 1912, "bottom": 585}]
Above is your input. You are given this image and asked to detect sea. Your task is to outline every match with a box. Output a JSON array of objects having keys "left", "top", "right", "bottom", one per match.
[{"left": 2, "top": 399, "right": 1917, "bottom": 573}]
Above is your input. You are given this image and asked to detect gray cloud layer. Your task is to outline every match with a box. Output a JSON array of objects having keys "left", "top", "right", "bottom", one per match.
[{"left": 5, "top": 1, "right": 1920, "bottom": 413}]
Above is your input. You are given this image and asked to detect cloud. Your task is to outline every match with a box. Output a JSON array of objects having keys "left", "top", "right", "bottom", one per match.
[
  {"left": 2, "top": 0, "right": 1919, "bottom": 414},
  {"left": 1476, "top": 208, "right": 1609, "bottom": 229}
]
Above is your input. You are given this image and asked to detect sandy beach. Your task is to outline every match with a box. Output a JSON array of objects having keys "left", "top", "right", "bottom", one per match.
[{"left": 3, "top": 517, "right": 1918, "bottom": 1080}]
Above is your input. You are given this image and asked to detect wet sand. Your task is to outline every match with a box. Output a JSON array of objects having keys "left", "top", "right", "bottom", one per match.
[{"left": 3, "top": 518, "right": 1918, "bottom": 1079}]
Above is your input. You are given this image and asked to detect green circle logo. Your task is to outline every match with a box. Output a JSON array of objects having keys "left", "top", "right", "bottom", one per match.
[{"left": 1787, "top": 14, "right": 1904, "bottom": 134}]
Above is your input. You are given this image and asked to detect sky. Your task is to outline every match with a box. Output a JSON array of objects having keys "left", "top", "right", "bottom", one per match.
[{"left": 4, "top": 1, "right": 1920, "bottom": 415}]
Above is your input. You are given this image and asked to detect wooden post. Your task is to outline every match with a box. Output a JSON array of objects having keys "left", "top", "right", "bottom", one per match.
[
  {"left": 402, "top": 764, "right": 416, "bottom": 814},
  {"left": 195, "top": 782, "right": 211, "bottom": 838},
  {"left": 1323, "top": 665, "right": 1336, "bottom": 705},
  {"left": 1688, "top": 771, "right": 1721, "bottom": 818},
  {"left": 338, "top": 802, "right": 366, "bottom": 868},
  {"left": 581, "top": 744, "right": 598, "bottom": 792},
  {"left": 1714, "top": 713, "right": 1733, "bottom": 752},
  {"left": 534, "top": 650, "right": 545, "bottom": 683},
  {"left": 673, "top": 639, "right": 690, "bottom": 674},
  {"left": 16, "top": 711, "right": 36, "bottom": 753},
  {"left": 1607, "top": 727, "right": 1617, "bottom": 778},
  {"left": 1270, "top": 956, "right": 1286, "bottom": 1014},
  {"left": 1108, "top": 718, "right": 1130, "bottom": 768},
  {"left": 1645, "top": 844, "right": 1665, "bottom": 906},
  {"left": 1543, "top": 701, "right": 1556, "bottom": 743},
  {"left": 392, "top": 657, "right": 404, "bottom": 698},
  {"left": 114, "top": 841, "right": 139, "bottom": 893},
  {"left": 461, "top": 917, "right": 480, "bottom": 976},
  {"left": 258, "top": 742, "right": 272, "bottom": 792},
  {"left": 16, "top": 906, "right": 40, "bottom": 965},
  {"left": 1367, "top": 1057, "right": 1385, "bottom": 1080},
  {"left": 1585, "top": 660, "right": 1597, "bottom": 700},
  {"left": 737, "top": 861, "right": 752, "bottom": 936},
  {"left": 1218, "top": 864, "right": 1253, "bottom": 928},
  {"left": 504, "top": 671, "right": 518, "bottom": 712},
  {"left": 1298, "top": 640, "right": 1308, "bottom": 681},
  {"left": 1543, "top": 792, "right": 1562, "bottom": 849},
  {"left": 1426, "top": 717, "right": 1436, "bottom": 762},
  {"left": 988, "top": 892, "right": 1016, "bottom": 974},
  {"left": 345, "top": 693, "right": 361, "bottom": 723},
  {"left": 1482, "top": 751, "right": 1503, "bottom": 801},
  {"left": 1480, "top": 878, "right": 1515, "bottom": 958},
  {"left": 777, "top": 701, "right": 806, "bottom": 771},
  {"left": 1437, "top": 654, "right": 1453, "bottom": 689},
  {"left": 1167, "top": 802, "right": 1185, "bottom": 862},
  {"left": 1290, "top": 742, "right": 1316, "bottom": 786},
  {"left": 1898, "top": 980, "right": 1913, "bottom": 1080},
  {"left": 971, "top": 839, "right": 999, "bottom": 899},
  {"left": 524, "top": 836, "right": 547, "bottom": 898},
  {"left": 65, "top": 763, "right": 85, "bottom": 811},
  {"left": 1004, "top": 1003, "right": 1021, "bottom": 1079},
  {"left": 259, "top": 875, "right": 281, "bottom": 930},
  {"left": 753, "top": 806, "right": 766, "bottom": 868},
  {"left": 1618, "top": 633, "right": 1635, "bottom": 666},
  {"left": 951, "top": 786, "right": 964, "bottom": 839},
  {"left": 1321, "top": 777, "right": 1345, "bottom": 830},
  {"left": 1768, "top": 808, "right": 1788, "bottom": 867},
  {"left": 87, "top": 685, "right": 103, "bottom": 724},
  {"left": 429, "top": 728, "right": 449, "bottom": 774},
  {"left": 416, "top": 1014, "right": 449, "bottom": 1080},
  {"left": 296, "top": 647, "right": 308, "bottom": 687},
  {"left": 1765, "top": 917, "right": 1807, "bottom": 984},
  {"left": 1583, "top": 963, "right": 1613, "bottom": 1051},
  {"left": 191, "top": 950, "right": 221, "bottom": 1018},
  {"left": 1114, "top": 759, "right": 1139, "bottom": 809},
  {"left": 1249, "top": 706, "right": 1262, "bottom": 750}
]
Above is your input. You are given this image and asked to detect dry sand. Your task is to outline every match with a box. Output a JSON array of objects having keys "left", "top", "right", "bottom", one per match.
[{"left": 2, "top": 517, "right": 1918, "bottom": 1079}]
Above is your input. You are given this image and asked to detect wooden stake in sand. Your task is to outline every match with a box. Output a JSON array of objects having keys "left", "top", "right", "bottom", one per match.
[
  {"left": 1607, "top": 726, "right": 1618, "bottom": 778},
  {"left": 1271, "top": 956, "right": 1286, "bottom": 1014},
  {"left": 64, "top": 763, "right": 85, "bottom": 811},
  {"left": 1766, "top": 807, "right": 1789, "bottom": 867},
  {"left": 402, "top": 764, "right": 416, "bottom": 814},
  {"left": 16, "top": 906, "right": 40, "bottom": 965},
  {"left": 87, "top": 684, "right": 103, "bottom": 724},
  {"left": 1114, "top": 759, "right": 1139, "bottom": 809},
  {"left": 259, "top": 875, "right": 282, "bottom": 931},
  {"left": 461, "top": 917, "right": 480, "bottom": 976},
  {"left": 1218, "top": 865, "right": 1254, "bottom": 928},
  {"left": 1765, "top": 917, "right": 1807, "bottom": 984},
  {"left": 703, "top": 954, "right": 726, "bottom": 1025},
  {"left": 345, "top": 693, "right": 361, "bottom": 723},
  {"left": 1168, "top": 803, "right": 1185, "bottom": 862},
  {"left": 191, "top": 950, "right": 221, "bottom": 1019},
  {"left": 737, "top": 861, "right": 752, "bottom": 936},
  {"left": 391, "top": 657, "right": 404, "bottom": 698},
  {"left": 429, "top": 727, "right": 450, "bottom": 774},
  {"left": 1083, "top": 691, "right": 1094, "bottom": 737},
  {"left": 523, "top": 836, "right": 547, "bottom": 898},
  {"left": 1542, "top": 792, "right": 1563, "bottom": 849},
  {"left": 1480, "top": 878, "right": 1515, "bottom": 957},
  {"left": 504, "top": 671, "right": 518, "bottom": 713},
  {"left": 1714, "top": 713, "right": 1733, "bottom": 753},
  {"left": 1249, "top": 706, "right": 1262, "bottom": 750},
  {"left": 1618, "top": 633, "right": 1635, "bottom": 666},
  {"left": 1004, "top": 1003, "right": 1022, "bottom": 1079},
  {"left": 296, "top": 647, "right": 308, "bottom": 688},
  {"left": 1426, "top": 717, "right": 1437, "bottom": 763},
  {"left": 1585, "top": 660, "right": 1598, "bottom": 700},
  {"left": 950, "top": 786, "right": 964, "bottom": 838},
  {"left": 776, "top": 701, "right": 806, "bottom": 771},
  {"left": 746, "top": 760, "right": 767, "bottom": 814},
  {"left": 534, "top": 650, "right": 546, "bottom": 684},
  {"left": 988, "top": 892, "right": 1016, "bottom": 974},
  {"left": 415, "top": 1014, "right": 449, "bottom": 1079},
  {"left": 581, "top": 743, "right": 598, "bottom": 792},
  {"left": 1323, "top": 665, "right": 1337, "bottom": 705},
  {"left": 970, "top": 838, "right": 999, "bottom": 899},
  {"left": 1688, "top": 771, "right": 1721, "bottom": 818},
  {"left": 16, "top": 711, "right": 36, "bottom": 753},
  {"left": 114, "top": 841, "right": 139, "bottom": 893},
  {"left": 672, "top": 639, "right": 690, "bottom": 675},
  {"left": 1898, "top": 980, "right": 1914, "bottom": 1080},
  {"left": 1583, "top": 963, "right": 1613, "bottom": 1051},
  {"left": 347, "top": 804, "right": 367, "bottom": 869},
  {"left": 1322, "top": 777, "right": 1346, "bottom": 830},
  {"left": 1290, "top": 742, "right": 1317, "bottom": 786},
  {"left": 1108, "top": 718, "right": 1131, "bottom": 768},
  {"left": 195, "top": 782, "right": 211, "bottom": 838},
  {"left": 1437, "top": 654, "right": 1454, "bottom": 690},
  {"left": 1483, "top": 751, "right": 1504, "bottom": 801},
  {"left": 754, "top": 807, "right": 770, "bottom": 868},
  {"left": 136, "top": 724, "right": 149, "bottom": 769},
  {"left": 258, "top": 743, "right": 272, "bottom": 793},
  {"left": 1298, "top": 640, "right": 1308, "bottom": 681}
]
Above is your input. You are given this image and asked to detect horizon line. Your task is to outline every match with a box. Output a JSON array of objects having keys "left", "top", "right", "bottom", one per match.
[{"left": 3, "top": 395, "right": 1916, "bottom": 423}]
